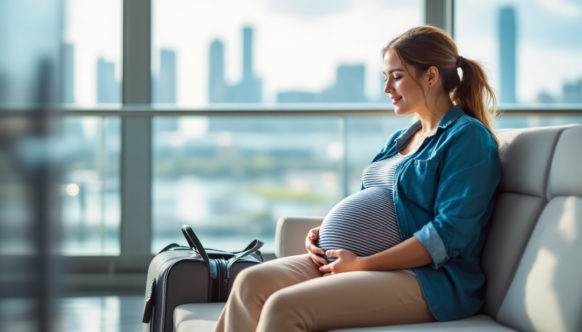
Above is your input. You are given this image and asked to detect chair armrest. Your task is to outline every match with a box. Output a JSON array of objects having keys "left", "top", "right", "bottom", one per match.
[{"left": 275, "top": 216, "right": 323, "bottom": 258}]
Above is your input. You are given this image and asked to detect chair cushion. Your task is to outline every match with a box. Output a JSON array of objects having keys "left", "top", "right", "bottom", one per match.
[
  {"left": 174, "top": 303, "right": 224, "bottom": 332},
  {"left": 173, "top": 303, "right": 516, "bottom": 332},
  {"left": 548, "top": 126, "right": 582, "bottom": 198},
  {"left": 496, "top": 126, "right": 563, "bottom": 197},
  {"left": 481, "top": 193, "right": 546, "bottom": 316},
  {"left": 331, "top": 315, "right": 517, "bottom": 331},
  {"left": 496, "top": 196, "right": 582, "bottom": 332}
]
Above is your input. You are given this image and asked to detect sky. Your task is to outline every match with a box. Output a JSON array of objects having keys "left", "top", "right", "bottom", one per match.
[{"left": 63, "top": 0, "right": 582, "bottom": 107}]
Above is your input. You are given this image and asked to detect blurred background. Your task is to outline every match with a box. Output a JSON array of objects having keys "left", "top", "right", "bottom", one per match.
[{"left": 1, "top": 0, "right": 581, "bottom": 331}]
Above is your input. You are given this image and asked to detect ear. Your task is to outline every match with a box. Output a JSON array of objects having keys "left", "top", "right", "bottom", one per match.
[{"left": 426, "top": 65, "right": 440, "bottom": 87}]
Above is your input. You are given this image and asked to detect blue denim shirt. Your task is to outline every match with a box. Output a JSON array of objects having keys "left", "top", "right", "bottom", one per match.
[{"left": 368, "top": 106, "right": 501, "bottom": 321}]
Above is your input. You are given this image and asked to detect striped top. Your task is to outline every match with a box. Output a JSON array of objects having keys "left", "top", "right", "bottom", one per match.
[{"left": 317, "top": 153, "right": 407, "bottom": 260}]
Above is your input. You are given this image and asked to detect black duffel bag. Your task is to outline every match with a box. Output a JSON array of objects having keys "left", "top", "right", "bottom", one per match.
[{"left": 142, "top": 225, "right": 263, "bottom": 332}]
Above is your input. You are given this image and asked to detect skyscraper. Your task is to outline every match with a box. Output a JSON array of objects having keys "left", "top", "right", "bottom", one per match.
[
  {"left": 563, "top": 79, "right": 582, "bottom": 103},
  {"left": 208, "top": 39, "right": 228, "bottom": 103},
  {"left": 157, "top": 49, "right": 176, "bottom": 103},
  {"left": 242, "top": 26, "right": 254, "bottom": 83},
  {"left": 208, "top": 26, "right": 262, "bottom": 103},
  {"left": 234, "top": 26, "right": 262, "bottom": 103},
  {"left": 499, "top": 6, "right": 517, "bottom": 104},
  {"left": 97, "top": 58, "right": 119, "bottom": 103},
  {"left": 154, "top": 49, "right": 178, "bottom": 131},
  {"left": 61, "top": 43, "right": 75, "bottom": 104},
  {"left": 332, "top": 64, "right": 367, "bottom": 102}
]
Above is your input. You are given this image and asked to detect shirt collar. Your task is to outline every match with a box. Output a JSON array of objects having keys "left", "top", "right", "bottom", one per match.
[
  {"left": 437, "top": 105, "right": 465, "bottom": 130},
  {"left": 394, "top": 105, "right": 465, "bottom": 149}
]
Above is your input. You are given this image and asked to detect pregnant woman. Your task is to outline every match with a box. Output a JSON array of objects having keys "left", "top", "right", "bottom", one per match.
[{"left": 215, "top": 25, "right": 501, "bottom": 332}]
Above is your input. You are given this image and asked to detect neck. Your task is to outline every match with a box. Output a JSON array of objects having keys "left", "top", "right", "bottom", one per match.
[{"left": 417, "top": 92, "right": 453, "bottom": 134}]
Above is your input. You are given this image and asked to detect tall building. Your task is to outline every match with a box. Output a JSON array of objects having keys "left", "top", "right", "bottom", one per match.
[
  {"left": 208, "top": 40, "right": 228, "bottom": 103},
  {"left": 155, "top": 49, "right": 176, "bottom": 103},
  {"left": 208, "top": 26, "right": 262, "bottom": 104},
  {"left": 97, "top": 58, "right": 119, "bottom": 103},
  {"left": 61, "top": 42, "right": 75, "bottom": 104},
  {"left": 499, "top": 6, "right": 517, "bottom": 104},
  {"left": 242, "top": 26, "right": 254, "bottom": 83},
  {"left": 317, "top": 64, "right": 366, "bottom": 102},
  {"left": 277, "top": 64, "right": 368, "bottom": 103},
  {"left": 154, "top": 49, "right": 178, "bottom": 131},
  {"left": 232, "top": 26, "right": 262, "bottom": 103},
  {"left": 563, "top": 79, "right": 582, "bottom": 103}
]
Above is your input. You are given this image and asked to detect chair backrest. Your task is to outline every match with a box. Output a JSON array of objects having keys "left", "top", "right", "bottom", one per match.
[{"left": 481, "top": 124, "right": 582, "bottom": 332}]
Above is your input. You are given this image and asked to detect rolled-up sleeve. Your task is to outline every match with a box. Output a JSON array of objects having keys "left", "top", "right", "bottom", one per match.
[
  {"left": 414, "top": 222, "right": 449, "bottom": 268},
  {"left": 414, "top": 223, "right": 449, "bottom": 269}
]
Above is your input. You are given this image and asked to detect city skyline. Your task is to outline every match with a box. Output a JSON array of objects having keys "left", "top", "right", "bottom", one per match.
[
  {"left": 61, "top": 33, "right": 582, "bottom": 107},
  {"left": 61, "top": 4, "right": 582, "bottom": 107},
  {"left": 61, "top": 1, "right": 582, "bottom": 107}
]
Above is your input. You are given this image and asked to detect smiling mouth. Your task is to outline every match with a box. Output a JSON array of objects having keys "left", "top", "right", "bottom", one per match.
[{"left": 391, "top": 96, "right": 402, "bottom": 104}]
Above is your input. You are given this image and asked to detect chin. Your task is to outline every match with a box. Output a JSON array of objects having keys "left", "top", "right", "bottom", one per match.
[{"left": 393, "top": 106, "right": 411, "bottom": 116}]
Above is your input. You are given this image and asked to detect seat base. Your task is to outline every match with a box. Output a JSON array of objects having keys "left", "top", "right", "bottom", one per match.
[{"left": 173, "top": 303, "right": 517, "bottom": 332}]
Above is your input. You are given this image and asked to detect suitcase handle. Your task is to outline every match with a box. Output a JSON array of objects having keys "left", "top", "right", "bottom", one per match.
[
  {"left": 226, "top": 239, "right": 264, "bottom": 278},
  {"left": 181, "top": 225, "right": 211, "bottom": 265}
]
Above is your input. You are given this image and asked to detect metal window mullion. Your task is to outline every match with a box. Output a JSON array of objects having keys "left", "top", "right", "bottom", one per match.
[
  {"left": 120, "top": 0, "right": 152, "bottom": 256},
  {"left": 424, "top": 0, "right": 454, "bottom": 37}
]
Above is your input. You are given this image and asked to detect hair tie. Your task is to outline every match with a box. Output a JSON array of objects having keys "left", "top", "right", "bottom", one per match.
[{"left": 456, "top": 56, "right": 463, "bottom": 68}]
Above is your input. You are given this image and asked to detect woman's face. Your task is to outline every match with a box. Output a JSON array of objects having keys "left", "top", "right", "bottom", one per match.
[{"left": 382, "top": 51, "right": 427, "bottom": 116}]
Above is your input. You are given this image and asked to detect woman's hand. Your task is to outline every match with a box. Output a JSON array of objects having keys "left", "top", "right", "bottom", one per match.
[
  {"left": 318, "top": 249, "right": 364, "bottom": 275},
  {"left": 305, "top": 227, "right": 327, "bottom": 266}
]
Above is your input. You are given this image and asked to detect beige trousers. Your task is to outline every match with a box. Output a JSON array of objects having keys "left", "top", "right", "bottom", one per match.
[{"left": 215, "top": 254, "right": 434, "bottom": 332}]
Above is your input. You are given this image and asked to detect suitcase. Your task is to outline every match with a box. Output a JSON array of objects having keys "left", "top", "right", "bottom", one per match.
[{"left": 142, "top": 225, "right": 263, "bottom": 332}]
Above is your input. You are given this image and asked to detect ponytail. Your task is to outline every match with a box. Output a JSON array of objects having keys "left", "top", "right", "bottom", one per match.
[{"left": 453, "top": 57, "right": 498, "bottom": 145}]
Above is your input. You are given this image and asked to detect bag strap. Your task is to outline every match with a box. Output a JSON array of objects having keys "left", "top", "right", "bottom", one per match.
[
  {"left": 142, "top": 279, "right": 156, "bottom": 323},
  {"left": 181, "top": 225, "right": 219, "bottom": 279},
  {"left": 157, "top": 242, "right": 181, "bottom": 254},
  {"left": 181, "top": 225, "right": 209, "bottom": 262},
  {"left": 225, "top": 239, "right": 264, "bottom": 278}
]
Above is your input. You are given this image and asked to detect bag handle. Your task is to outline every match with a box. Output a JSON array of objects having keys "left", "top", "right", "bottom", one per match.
[
  {"left": 225, "top": 239, "right": 264, "bottom": 278},
  {"left": 181, "top": 225, "right": 220, "bottom": 280},
  {"left": 181, "top": 225, "right": 210, "bottom": 262}
]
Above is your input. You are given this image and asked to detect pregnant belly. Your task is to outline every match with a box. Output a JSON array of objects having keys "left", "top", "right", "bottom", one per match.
[{"left": 317, "top": 186, "right": 402, "bottom": 258}]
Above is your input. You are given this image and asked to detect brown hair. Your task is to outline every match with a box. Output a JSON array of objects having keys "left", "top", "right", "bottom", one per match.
[{"left": 383, "top": 26, "right": 497, "bottom": 141}]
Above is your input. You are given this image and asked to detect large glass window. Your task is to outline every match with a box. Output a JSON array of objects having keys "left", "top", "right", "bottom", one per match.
[
  {"left": 151, "top": 0, "right": 422, "bottom": 252},
  {"left": 455, "top": 0, "right": 582, "bottom": 106},
  {"left": 61, "top": 117, "right": 121, "bottom": 255},
  {"left": 60, "top": 0, "right": 122, "bottom": 255}
]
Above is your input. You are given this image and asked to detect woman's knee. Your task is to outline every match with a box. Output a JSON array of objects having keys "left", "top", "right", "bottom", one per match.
[
  {"left": 231, "top": 264, "right": 273, "bottom": 300},
  {"left": 260, "top": 288, "right": 308, "bottom": 328}
]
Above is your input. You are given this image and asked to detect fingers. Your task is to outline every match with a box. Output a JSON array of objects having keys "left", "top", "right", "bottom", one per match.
[
  {"left": 307, "top": 243, "right": 325, "bottom": 255},
  {"left": 308, "top": 227, "right": 319, "bottom": 238},
  {"left": 319, "top": 262, "right": 334, "bottom": 274},
  {"left": 309, "top": 253, "right": 328, "bottom": 266},
  {"left": 324, "top": 249, "right": 340, "bottom": 258}
]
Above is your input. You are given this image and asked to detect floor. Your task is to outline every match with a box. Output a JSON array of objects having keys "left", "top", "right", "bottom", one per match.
[
  {"left": 1, "top": 295, "right": 145, "bottom": 332},
  {"left": 59, "top": 295, "right": 144, "bottom": 332}
]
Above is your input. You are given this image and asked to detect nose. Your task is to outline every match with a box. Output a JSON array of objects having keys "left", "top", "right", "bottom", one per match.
[{"left": 384, "top": 80, "right": 394, "bottom": 94}]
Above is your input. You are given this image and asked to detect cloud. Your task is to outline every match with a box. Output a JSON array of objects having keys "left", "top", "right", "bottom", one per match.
[{"left": 536, "top": 0, "right": 582, "bottom": 18}]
